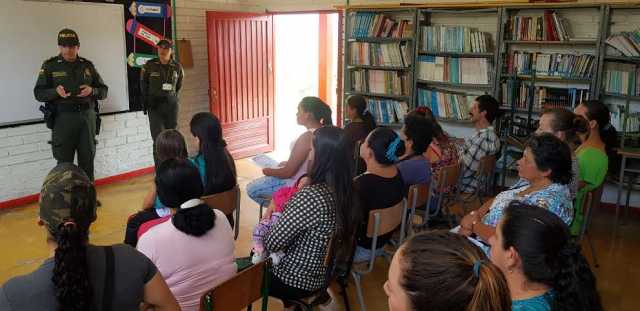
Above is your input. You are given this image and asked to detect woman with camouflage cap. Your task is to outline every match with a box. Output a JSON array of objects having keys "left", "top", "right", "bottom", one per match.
[{"left": 0, "top": 163, "right": 180, "bottom": 311}]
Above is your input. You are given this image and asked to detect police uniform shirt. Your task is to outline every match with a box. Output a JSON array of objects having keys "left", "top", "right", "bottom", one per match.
[{"left": 140, "top": 58, "right": 184, "bottom": 100}]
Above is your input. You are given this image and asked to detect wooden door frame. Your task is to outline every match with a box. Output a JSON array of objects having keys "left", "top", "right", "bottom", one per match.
[{"left": 267, "top": 10, "right": 345, "bottom": 126}]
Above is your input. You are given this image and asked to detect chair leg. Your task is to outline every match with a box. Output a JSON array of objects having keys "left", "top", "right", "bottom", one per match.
[
  {"left": 339, "top": 280, "right": 351, "bottom": 311},
  {"left": 586, "top": 233, "right": 599, "bottom": 268},
  {"left": 351, "top": 272, "right": 366, "bottom": 311}
]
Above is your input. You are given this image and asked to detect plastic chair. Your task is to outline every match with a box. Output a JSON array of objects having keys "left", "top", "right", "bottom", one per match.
[
  {"left": 351, "top": 199, "right": 407, "bottom": 311},
  {"left": 577, "top": 184, "right": 604, "bottom": 268},
  {"left": 201, "top": 185, "right": 241, "bottom": 240},
  {"left": 199, "top": 259, "right": 270, "bottom": 311}
]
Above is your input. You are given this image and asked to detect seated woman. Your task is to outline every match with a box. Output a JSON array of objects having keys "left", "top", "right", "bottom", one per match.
[
  {"left": 571, "top": 100, "right": 612, "bottom": 235},
  {"left": 344, "top": 95, "right": 376, "bottom": 174},
  {"left": 125, "top": 129, "right": 188, "bottom": 246},
  {"left": 0, "top": 163, "right": 179, "bottom": 311},
  {"left": 459, "top": 134, "right": 574, "bottom": 244},
  {"left": 137, "top": 158, "right": 236, "bottom": 311},
  {"left": 397, "top": 113, "right": 433, "bottom": 186},
  {"left": 385, "top": 231, "right": 511, "bottom": 311},
  {"left": 263, "top": 126, "right": 355, "bottom": 304},
  {"left": 247, "top": 96, "right": 332, "bottom": 206},
  {"left": 489, "top": 201, "right": 602, "bottom": 310},
  {"left": 353, "top": 127, "right": 407, "bottom": 262},
  {"left": 531, "top": 108, "right": 588, "bottom": 199},
  {"left": 412, "top": 107, "right": 459, "bottom": 183}
]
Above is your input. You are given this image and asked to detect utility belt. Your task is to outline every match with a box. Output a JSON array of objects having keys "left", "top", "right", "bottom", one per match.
[{"left": 56, "top": 101, "right": 95, "bottom": 113}]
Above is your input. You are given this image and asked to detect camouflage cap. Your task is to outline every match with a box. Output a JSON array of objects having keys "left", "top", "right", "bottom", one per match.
[
  {"left": 58, "top": 28, "right": 79, "bottom": 47},
  {"left": 39, "top": 163, "right": 96, "bottom": 236}
]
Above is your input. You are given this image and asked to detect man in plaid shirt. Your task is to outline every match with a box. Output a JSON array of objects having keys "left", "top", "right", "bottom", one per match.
[{"left": 459, "top": 95, "right": 501, "bottom": 193}]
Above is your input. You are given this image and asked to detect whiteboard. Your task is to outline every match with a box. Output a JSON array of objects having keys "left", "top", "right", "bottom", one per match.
[{"left": 0, "top": 0, "right": 129, "bottom": 126}]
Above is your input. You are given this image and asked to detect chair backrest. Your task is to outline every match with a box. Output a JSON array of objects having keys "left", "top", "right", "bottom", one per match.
[
  {"left": 201, "top": 185, "right": 240, "bottom": 216},
  {"left": 407, "top": 183, "right": 429, "bottom": 209},
  {"left": 433, "top": 161, "right": 461, "bottom": 192},
  {"left": 199, "top": 260, "right": 267, "bottom": 311},
  {"left": 579, "top": 183, "right": 605, "bottom": 240},
  {"left": 476, "top": 155, "right": 496, "bottom": 177},
  {"left": 366, "top": 200, "right": 405, "bottom": 238}
]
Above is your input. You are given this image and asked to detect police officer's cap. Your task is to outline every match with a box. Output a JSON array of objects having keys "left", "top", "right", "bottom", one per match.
[
  {"left": 58, "top": 28, "right": 79, "bottom": 47},
  {"left": 157, "top": 39, "right": 173, "bottom": 49}
]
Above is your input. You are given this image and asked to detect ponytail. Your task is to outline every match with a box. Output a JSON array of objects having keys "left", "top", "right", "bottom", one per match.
[
  {"left": 553, "top": 243, "right": 603, "bottom": 311},
  {"left": 347, "top": 95, "right": 376, "bottom": 131},
  {"left": 172, "top": 203, "right": 216, "bottom": 237},
  {"left": 300, "top": 96, "right": 333, "bottom": 126},
  {"left": 469, "top": 260, "right": 512, "bottom": 311},
  {"left": 52, "top": 222, "right": 92, "bottom": 311},
  {"left": 361, "top": 110, "right": 376, "bottom": 132}
]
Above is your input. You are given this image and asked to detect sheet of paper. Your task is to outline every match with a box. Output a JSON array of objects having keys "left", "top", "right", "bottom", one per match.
[{"left": 251, "top": 154, "right": 279, "bottom": 169}]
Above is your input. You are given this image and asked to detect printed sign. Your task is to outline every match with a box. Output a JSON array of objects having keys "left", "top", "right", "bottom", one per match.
[
  {"left": 129, "top": 1, "right": 171, "bottom": 18},
  {"left": 127, "top": 53, "right": 156, "bottom": 68},
  {"left": 126, "top": 19, "right": 164, "bottom": 47}
]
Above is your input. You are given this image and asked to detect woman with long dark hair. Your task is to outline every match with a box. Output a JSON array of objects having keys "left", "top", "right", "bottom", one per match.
[
  {"left": 412, "top": 107, "right": 459, "bottom": 187},
  {"left": 385, "top": 231, "right": 511, "bottom": 311},
  {"left": 263, "top": 126, "right": 355, "bottom": 304},
  {"left": 354, "top": 127, "right": 407, "bottom": 262},
  {"left": 396, "top": 113, "right": 433, "bottom": 186},
  {"left": 489, "top": 201, "right": 602, "bottom": 310},
  {"left": 190, "top": 112, "right": 237, "bottom": 195},
  {"left": 137, "top": 158, "right": 236, "bottom": 311},
  {"left": 247, "top": 96, "right": 332, "bottom": 206},
  {"left": 0, "top": 163, "right": 179, "bottom": 311},
  {"left": 571, "top": 101, "right": 613, "bottom": 235},
  {"left": 344, "top": 94, "right": 376, "bottom": 144}
]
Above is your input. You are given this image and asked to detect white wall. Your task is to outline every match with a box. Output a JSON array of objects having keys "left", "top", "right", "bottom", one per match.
[{"left": 0, "top": 112, "right": 153, "bottom": 202}]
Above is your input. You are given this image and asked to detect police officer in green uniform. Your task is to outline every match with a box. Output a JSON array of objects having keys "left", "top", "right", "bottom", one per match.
[
  {"left": 140, "top": 39, "right": 184, "bottom": 165},
  {"left": 34, "top": 29, "right": 108, "bottom": 182}
]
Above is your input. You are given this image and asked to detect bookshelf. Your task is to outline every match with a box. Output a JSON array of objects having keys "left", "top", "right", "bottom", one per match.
[
  {"left": 414, "top": 8, "right": 502, "bottom": 123},
  {"left": 343, "top": 8, "right": 418, "bottom": 127},
  {"left": 497, "top": 5, "right": 604, "bottom": 140},
  {"left": 599, "top": 5, "right": 640, "bottom": 150}
]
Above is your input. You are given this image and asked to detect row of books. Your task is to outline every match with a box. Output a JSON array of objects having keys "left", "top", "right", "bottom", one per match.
[
  {"left": 366, "top": 99, "right": 409, "bottom": 124},
  {"left": 418, "top": 56, "right": 490, "bottom": 85},
  {"left": 609, "top": 104, "right": 640, "bottom": 132},
  {"left": 506, "top": 52, "right": 595, "bottom": 79},
  {"left": 604, "top": 63, "right": 640, "bottom": 96},
  {"left": 351, "top": 70, "right": 408, "bottom": 96},
  {"left": 417, "top": 89, "right": 473, "bottom": 120},
  {"left": 350, "top": 12, "right": 413, "bottom": 38},
  {"left": 606, "top": 31, "right": 640, "bottom": 57},
  {"left": 506, "top": 10, "right": 571, "bottom": 41},
  {"left": 349, "top": 42, "right": 412, "bottom": 67},
  {"left": 420, "top": 26, "right": 492, "bottom": 53},
  {"left": 502, "top": 81, "right": 590, "bottom": 110}
]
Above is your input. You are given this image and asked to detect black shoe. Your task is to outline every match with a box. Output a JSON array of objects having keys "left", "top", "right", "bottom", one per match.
[{"left": 96, "top": 200, "right": 102, "bottom": 207}]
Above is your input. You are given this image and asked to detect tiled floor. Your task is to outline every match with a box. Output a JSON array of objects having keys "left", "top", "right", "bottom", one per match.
[{"left": 0, "top": 159, "right": 639, "bottom": 310}]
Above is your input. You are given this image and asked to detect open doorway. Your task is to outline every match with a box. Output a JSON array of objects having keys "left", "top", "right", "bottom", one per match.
[{"left": 272, "top": 12, "right": 341, "bottom": 159}]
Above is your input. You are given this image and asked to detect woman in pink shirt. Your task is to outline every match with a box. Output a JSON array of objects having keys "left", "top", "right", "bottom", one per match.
[{"left": 137, "top": 158, "right": 236, "bottom": 311}]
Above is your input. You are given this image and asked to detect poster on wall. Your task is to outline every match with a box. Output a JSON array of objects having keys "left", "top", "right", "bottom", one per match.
[{"left": 82, "top": 0, "right": 172, "bottom": 111}]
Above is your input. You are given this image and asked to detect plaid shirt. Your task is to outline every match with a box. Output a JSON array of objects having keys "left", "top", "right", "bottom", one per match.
[{"left": 458, "top": 127, "right": 500, "bottom": 193}]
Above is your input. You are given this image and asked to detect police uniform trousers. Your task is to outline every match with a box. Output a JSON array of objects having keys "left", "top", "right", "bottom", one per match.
[
  {"left": 52, "top": 106, "right": 96, "bottom": 181},
  {"left": 148, "top": 98, "right": 178, "bottom": 164}
]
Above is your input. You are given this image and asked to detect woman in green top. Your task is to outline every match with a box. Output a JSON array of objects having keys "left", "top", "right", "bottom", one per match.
[
  {"left": 572, "top": 100, "right": 611, "bottom": 235},
  {"left": 489, "top": 201, "right": 602, "bottom": 311}
]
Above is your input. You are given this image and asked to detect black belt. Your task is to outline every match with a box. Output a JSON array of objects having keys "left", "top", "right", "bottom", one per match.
[{"left": 56, "top": 102, "right": 95, "bottom": 113}]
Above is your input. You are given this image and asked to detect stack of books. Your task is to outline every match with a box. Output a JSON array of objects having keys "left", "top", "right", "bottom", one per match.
[
  {"left": 417, "top": 89, "right": 473, "bottom": 120},
  {"left": 418, "top": 55, "right": 489, "bottom": 85},
  {"left": 420, "top": 25, "right": 492, "bottom": 53},
  {"left": 350, "top": 12, "right": 413, "bottom": 38},
  {"left": 506, "top": 10, "right": 572, "bottom": 41},
  {"left": 605, "top": 31, "right": 640, "bottom": 57},
  {"left": 350, "top": 42, "right": 411, "bottom": 67},
  {"left": 604, "top": 63, "right": 640, "bottom": 96},
  {"left": 366, "top": 99, "right": 409, "bottom": 124},
  {"left": 506, "top": 52, "right": 595, "bottom": 79},
  {"left": 351, "top": 70, "right": 407, "bottom": 95},
  {"left": 502, "top": 82, "right": 589, "bottom": 111}
]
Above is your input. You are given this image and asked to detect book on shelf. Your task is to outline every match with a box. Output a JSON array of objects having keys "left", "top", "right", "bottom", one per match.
[
  {"left": 350, "top": 42, "right": 411, "bottom": 67},
  {"left": 608, "top": 104, "right": 640, "bottom": 132},
  {"left": 417, "top": 88, "right": 473, "bottom": 120},
  {"left": 506, "top": 10, "right": 572, "bottom": 41},
  {"left": 350, "top": 12, "right": 413, "bottom": 39},
  {"left": 606, "top": 31, "right": 640, "bottom": 57},
  {"left": 502, "top": 81, "right": 589, "bottom": 111},
  {"left": 420, "top": 25, "right": 492, "bottom": 53},
  {"left": 604, "top": 63, "right": 640, "bottom": 96},
  {"left": 506, "top": 51, "right": 595, "bottom": 79},
  {"left": 418, "top": 55, "right": 489, "bottom": 85},
  {"left": 351, "top": 70, "right": 408, "bottom": 96},
  {"left": 365, "top": 98, "right": 409, "bottom": 124}
]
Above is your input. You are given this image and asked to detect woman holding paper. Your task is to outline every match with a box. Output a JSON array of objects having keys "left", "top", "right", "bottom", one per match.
[{"left": 247, "top": 97, "right": 333, "bottom": 206}]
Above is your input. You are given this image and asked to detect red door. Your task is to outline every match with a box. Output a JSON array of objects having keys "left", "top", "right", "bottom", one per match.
[{"left": 206, "top": 12, "right": 275, "bottom": 159}]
